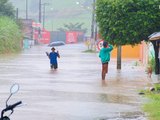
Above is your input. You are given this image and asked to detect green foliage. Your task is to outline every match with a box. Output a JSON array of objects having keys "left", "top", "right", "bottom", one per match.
[
  {"left": 143, "top": 93, "right": 160, "bottom": 120},
  {"left": 148, "top": 52, "right": 155, "bottom": 72},
  {"left": 0, "top": 17, "right": 22, "bottom": 54},
  {"left": 96, "top": 0, "right": 160, "bottom": 46},
  {"left": 57, "top": 22, "right": 88, "bottom": 33},
  {"left": 0, "top": 0, "right": 15, "bottom": 18},
  {"left": 154, "top": 84, "right": 160, "bottom": 91}
]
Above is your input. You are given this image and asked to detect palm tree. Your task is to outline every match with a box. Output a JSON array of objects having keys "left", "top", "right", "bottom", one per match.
[{"left": 57, "top": 22, "right": 87, "bottom": 33}]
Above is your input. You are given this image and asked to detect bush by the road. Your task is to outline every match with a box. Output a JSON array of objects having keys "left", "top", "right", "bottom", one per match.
[{"left": 0, "top": 17, "right": 22, "bottom": 54}]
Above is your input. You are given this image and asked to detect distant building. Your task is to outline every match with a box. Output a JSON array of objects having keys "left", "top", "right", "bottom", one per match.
[
  {"left": 50, "top": 31, "right": 85, "bottom": 44},
  {"left": 20, "top": 19, "right": 33, "bottom": 39}
]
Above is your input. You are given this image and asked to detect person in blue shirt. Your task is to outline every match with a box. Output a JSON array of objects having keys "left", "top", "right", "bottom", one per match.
[
  {"left": 99, "top": 41, "right": 113, "bottom": 80},
  {"left": 47, "top": 47, "right": 60, "bottom": 70}
]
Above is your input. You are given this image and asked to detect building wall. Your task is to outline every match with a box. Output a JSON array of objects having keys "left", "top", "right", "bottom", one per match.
[
  {"left": 140, "top": 42, "right": 149, "bottom": 66},
  {"left": 111, "top": 45, "right": 141, "bottom": 59},
  {"left": 111, "top": 42, "right": 149, "bottom": 66}
]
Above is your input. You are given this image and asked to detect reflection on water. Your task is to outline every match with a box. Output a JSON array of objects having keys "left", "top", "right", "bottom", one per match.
[
  {"left": 115, "top": 69, "right": 122, "bottom": 81},
  {"left": 49, "top": 69, "right": 58, "bottom": 74},
  {"left": 101, "top": 80, "right": 107, "bottom": 87},
  {"left": 99, "top": 93, "right": 133, "bottom": 105},
  {"left": 38, "top": 90, "right": 137, "bottom": 106},
  {"left": 98, "top": 115, "right": 146, "bottom": 120}
]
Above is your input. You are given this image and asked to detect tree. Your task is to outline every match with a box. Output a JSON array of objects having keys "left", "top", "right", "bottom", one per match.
[
  {"left": 0, "top": 0, "right": 15, "bottom": 18},
  {"left": 96, "top": 0, "right": 160, "bottom": 72},
  {"left": 57, "top": 22, "right": 87, "bottom": 33}
]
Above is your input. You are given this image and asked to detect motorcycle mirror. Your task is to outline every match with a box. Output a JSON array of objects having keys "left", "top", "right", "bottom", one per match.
[
  {"left": 6, "top": 84, "right": 20, "bottom": 107},
  {"left": 10, "top": 83, "right": 19, "bottom": 94}
]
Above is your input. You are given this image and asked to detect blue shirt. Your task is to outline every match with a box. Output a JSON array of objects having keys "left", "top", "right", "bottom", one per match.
[{"left": 49, "top": 52, "right": 59, "bottom": 64}]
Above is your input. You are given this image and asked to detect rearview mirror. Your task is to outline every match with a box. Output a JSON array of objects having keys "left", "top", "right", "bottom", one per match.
[
  {"left": 10, "top": 84, "right": 19, "bottom": 94},
  {"left": 6, "top": 83, "right": 20, "bottom": 107}
]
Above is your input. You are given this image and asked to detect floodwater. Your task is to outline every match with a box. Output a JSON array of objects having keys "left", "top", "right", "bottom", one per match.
[{"left": 0, "top": 43, "right": 149, "bottom": 120}]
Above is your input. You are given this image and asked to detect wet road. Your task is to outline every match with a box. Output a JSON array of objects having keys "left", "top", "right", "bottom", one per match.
[{"left": 0, "top": 44, "right": 149, "bottom": 120}]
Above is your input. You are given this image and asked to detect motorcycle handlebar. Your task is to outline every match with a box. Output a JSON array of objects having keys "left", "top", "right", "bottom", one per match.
[{"left": 4, "top": 101, "right": 22, "bottom": 112}]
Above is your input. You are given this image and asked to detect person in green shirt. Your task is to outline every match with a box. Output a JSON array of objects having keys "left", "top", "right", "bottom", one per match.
[{"left": 99, "top": 41, "right": 113, "bottom": 80}]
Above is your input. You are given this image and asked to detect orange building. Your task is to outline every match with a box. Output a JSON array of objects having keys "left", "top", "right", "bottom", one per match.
[
  {"left": 110, "top": 42, "right": 149, "bottom": 65},
  {"left": 111, "top": 45, "right": 140, "bottom": 59}
]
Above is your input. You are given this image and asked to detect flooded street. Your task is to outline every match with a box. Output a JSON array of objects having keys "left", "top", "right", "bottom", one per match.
[{"left": 0, "top": 44, "right": 149, "bottom": 120}]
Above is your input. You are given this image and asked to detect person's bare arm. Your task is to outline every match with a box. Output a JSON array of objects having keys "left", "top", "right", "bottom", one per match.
[
  {"left": 46, "top": 52, "right": 50, "bottom": 59},
  {"left": 57, "top": 51, "right": 60, "bottom": 58}
]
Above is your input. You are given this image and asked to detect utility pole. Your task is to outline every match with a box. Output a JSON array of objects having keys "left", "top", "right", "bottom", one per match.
[
  {"left": 16, "top": 8, "right": 19, "bottom": 21},
  {"left": 91, "top": 0, "right": 95, "bottom": 39},
  {"left": 51, "top": 8, "right": 54, "bottom": 31},
  {"left": 39, "top": 0, "right": 42, "bottom": 23},
  {"left": 43, "top": 4, "right": 45, "bottom": 28},
  {"left": 26, "top": 0, "right": 28, "bottom": 19},
  {"left": 38, "top": 0, "right": 42, "bottom": 42},
  {"left": 90, "top": 0, "right": 96, "bottom": 50},
  {"left": 41, "top": 3, "right": 49, "bottom": 28},
  {"left": 94, "top": 22, "right": 97, "bottom": 41},
  {"left": 94, "top": 0, "right": 97, "bottom": 43}
]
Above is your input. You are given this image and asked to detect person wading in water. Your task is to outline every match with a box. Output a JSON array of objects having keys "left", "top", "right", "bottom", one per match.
[{"left": 99, "top": 41, "right": 113, "bottom": 80}]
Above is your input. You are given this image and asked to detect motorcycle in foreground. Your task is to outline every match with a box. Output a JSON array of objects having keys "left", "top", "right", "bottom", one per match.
[{"left": 0, "top": 84, "right": 22, "bottom": 120}]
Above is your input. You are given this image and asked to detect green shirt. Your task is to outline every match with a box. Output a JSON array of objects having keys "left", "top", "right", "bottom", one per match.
[{"left": 99, "top": 45, "right": 113, "bottom": 63}]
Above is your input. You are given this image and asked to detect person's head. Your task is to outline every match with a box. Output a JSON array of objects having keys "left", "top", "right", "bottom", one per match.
[
  {"left": 51, "top": 47, "right": 55, "bottom": 51},
  {"left": 103, "top": 41, "right": 108, "bottom": 48}
]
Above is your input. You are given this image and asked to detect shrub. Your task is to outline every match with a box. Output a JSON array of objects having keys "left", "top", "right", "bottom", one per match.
[
  {"left": 0, "top": 17, "right": 22, "bottom": 54},
  {"left": 147, "top": 52, "right": 155, "bottom": 73}
]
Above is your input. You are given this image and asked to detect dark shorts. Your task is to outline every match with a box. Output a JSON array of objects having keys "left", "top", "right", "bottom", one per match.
[
  {"left": 102, "top": 62, "right": 108, "bottom": 65},
  {"left": 51, "top": 64, "right": 58, "bottom": 69}
]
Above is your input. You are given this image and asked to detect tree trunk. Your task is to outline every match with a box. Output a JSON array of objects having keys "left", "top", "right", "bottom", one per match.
[
  {"left": 151, "top": 41, "right": 160, "bottom": 74},
  {"left": 117, "top": 45, "right": 121, "bottom": 69}
]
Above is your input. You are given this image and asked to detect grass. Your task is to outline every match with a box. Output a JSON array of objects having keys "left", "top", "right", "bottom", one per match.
[
  {"left": 143, "top": 94, "right": 160, "bottom": 120},
  {"left": 147, "top": 52, "right": 155, "bottom": 72},
  {"left": 141, "top": 84, "right": 160, "bottom": 120}
]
